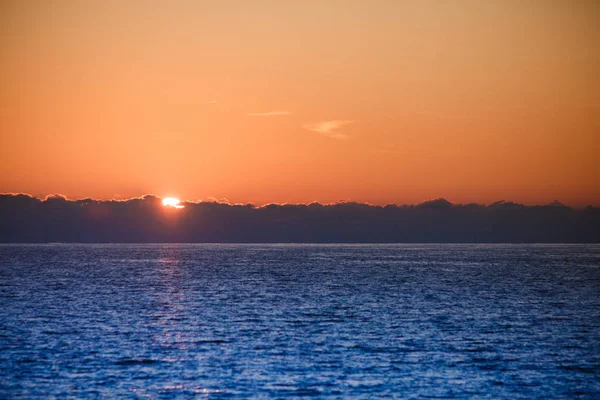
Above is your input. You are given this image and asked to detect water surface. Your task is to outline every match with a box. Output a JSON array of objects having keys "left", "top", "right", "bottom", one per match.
[{"left": 1, "top": 244, "right": 599, "bottom": 398}]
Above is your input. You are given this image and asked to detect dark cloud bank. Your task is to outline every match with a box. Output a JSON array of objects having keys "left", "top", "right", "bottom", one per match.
[{"left": 1, "top": 194, "right": 598, "bottom": 243}]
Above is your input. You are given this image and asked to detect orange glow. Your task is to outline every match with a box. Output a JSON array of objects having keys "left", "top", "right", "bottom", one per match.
[
  {"left": 162, "top": 198, "right": 184, "bottom": 209},
  {"left": 0, "top": 2, "right": 598, "bottom": 207}
]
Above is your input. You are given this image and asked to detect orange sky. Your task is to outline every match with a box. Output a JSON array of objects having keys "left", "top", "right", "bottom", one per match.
[{"left": 1, "top": 0, "right": 599, "bottom": 206}]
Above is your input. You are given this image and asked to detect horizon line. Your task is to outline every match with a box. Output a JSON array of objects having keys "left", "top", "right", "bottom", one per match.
[{"left": 1, "top": 242, "right": 599, "bottom": 246}]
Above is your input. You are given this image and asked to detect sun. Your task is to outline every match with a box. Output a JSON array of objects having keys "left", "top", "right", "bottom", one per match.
[{"left": 162, "top": 197, "right": 184, "bottom": 209}]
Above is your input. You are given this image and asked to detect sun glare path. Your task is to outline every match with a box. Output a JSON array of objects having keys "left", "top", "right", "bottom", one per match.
[{"left": 162, "top": 197, "right": 184, "bottom": 209}]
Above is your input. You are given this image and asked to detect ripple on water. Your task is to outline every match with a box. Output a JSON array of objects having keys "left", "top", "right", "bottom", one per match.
[{"left": 0, "top": 244, "right": 599, "bottom": 398}]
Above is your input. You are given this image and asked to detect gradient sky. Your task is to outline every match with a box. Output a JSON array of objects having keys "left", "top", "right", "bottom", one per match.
[{"left": 1, "top": 0, "right": 598, "bottom": 206}]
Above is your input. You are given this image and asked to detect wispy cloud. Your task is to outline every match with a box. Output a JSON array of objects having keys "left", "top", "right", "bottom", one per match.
[
  {"left": 247, "top": 111, "right": 291, "bottom": 117},
  {"left": 304, "top": 120, "right": 356, "bottom": 139}
]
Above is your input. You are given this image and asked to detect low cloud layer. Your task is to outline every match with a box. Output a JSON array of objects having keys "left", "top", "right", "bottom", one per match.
[
  {"left": 304, "top": 120, "right": 355, "bottom": 139},
  {"left": 0, "top": 194, "right": 598, "bottom": 243}
]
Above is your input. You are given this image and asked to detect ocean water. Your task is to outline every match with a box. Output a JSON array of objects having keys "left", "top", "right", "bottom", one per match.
[{"left": 0, "top": 244, "right": 599, "bottom": 398}]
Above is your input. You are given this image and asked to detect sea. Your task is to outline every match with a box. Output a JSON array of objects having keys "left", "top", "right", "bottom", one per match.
[{"left": 0, "top": 244, "right": 599, "bottom": 398}]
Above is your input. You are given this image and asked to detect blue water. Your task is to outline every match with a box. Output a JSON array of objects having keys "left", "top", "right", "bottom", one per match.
[{"left": 0, "top": 244, "right": 599, "bottom": 398}]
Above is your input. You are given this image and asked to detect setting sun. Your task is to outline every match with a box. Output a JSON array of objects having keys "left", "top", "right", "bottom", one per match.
[{"left": 162, "top": 197, "right": 184, "bottom": 209}]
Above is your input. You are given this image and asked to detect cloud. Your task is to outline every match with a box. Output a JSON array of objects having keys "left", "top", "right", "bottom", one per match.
[
  {"left": 416, "top": 198, "right": 454, "bottom": 209},
  {"left": 0, "top": 194, "right": 598, "bottom": 243},
  {"left": 247, "top": 111, "right": 291, "bottom": 117},
  {"left": 205, "top": 100, "right": 218, "bottom": 104},
  {"left": 304, "top": 120, "right": 355, "bottom": 139}
]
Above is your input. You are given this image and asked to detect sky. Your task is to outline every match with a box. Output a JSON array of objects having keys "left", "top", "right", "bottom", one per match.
[{"left": 0, "top": 0, "right": 598, "bottom": 206}]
